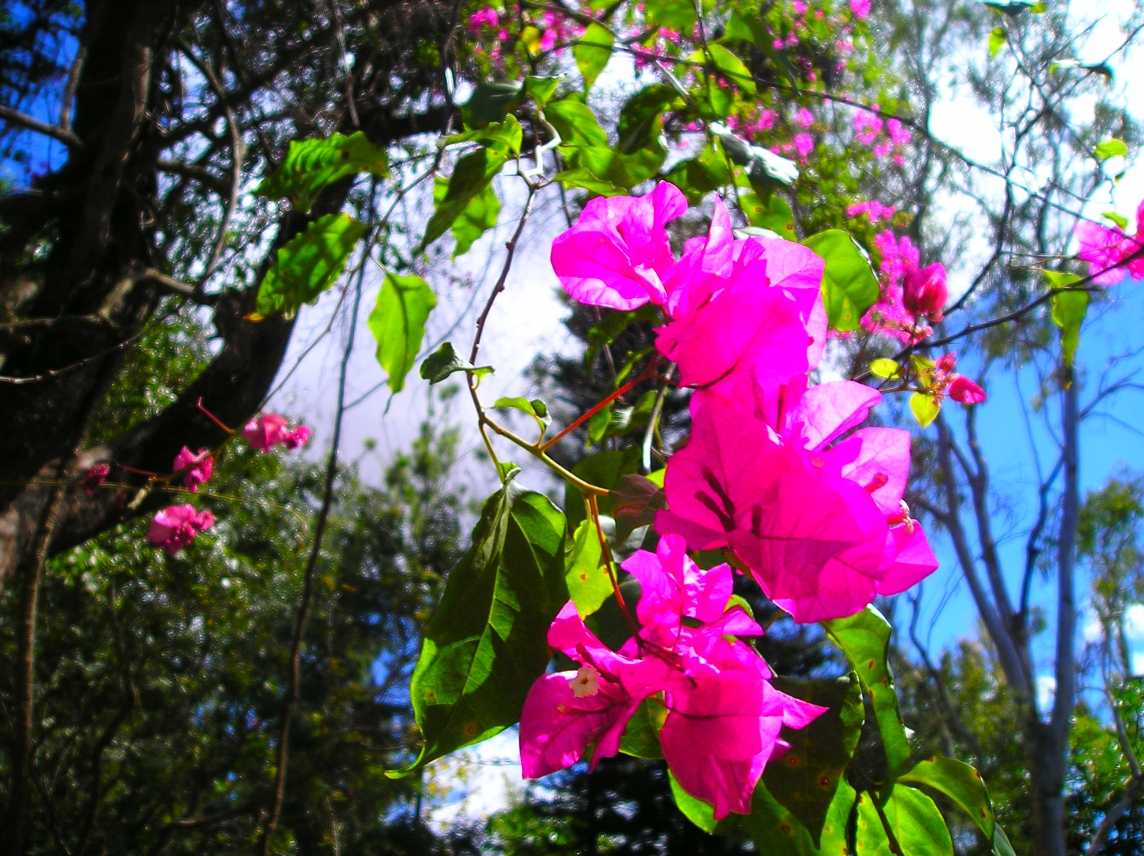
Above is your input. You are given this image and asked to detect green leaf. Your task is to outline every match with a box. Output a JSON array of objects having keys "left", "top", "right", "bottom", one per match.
[
  {"left": 545, "top": 98, "right": 609, "bottom": 148},
  {"left": 669, "top": 771, "right": 740, "bottom": 834},
  {"left": 988, "top": 26, "right": 1006, "bottom": 57},
  {"left": 610, "top": 474, "right": 667, "bottom": 545},
  {"left": 494, "top": 396, "right": 551, "bottom": 431},
  {"left": 445, "top": 114, "right": 523, "bottom": 155},
  {"left": 552, "top": 167, "right": 624, "bottom": 197},
  {"left": 618, "top": 697, "right": 666, "bottom": 759},
  {"left": 564, "top": 145, "right": 633, "bottom": 190},
  {"left": 739, "top": 191, "right": 796, "bottom": 238},
  {"left": 368, "top": 271, "right": 437, "bottom": 393},
  {"left": 705, "top": 44, "right": 755, "bottom": 94},
  {"left": 253, "top": 213, "right": 368, "bottom": 319},
  {"left": 1095, "top": 138, "right": 1129, "bottom": 160},
  {"left": 434, "top": 176, "right": 501, "bottom": 259},
  {"left": 574, "top": 23, "right": 614, "bottom": 89},
  {"left": 422, "top": 147, "right": 509, "bottom": 249},
  {"left": 984, "top": 0, "right": 1042, "bottom": 13},
  {"left": 763, "top": 675, "right": 864, "bottom": 845},
  {"left": 899, "top": 755, "right": 996, "bottom": 842},
  {"left": 823, "top": 607, "right": 912, "bottom": 775},
  {"left": 722, "top": 11, "right": 800, "bottom": 90},
  {"left": 564, "top": 447, "right": 642, "bottom": 534},
  {"left": 1047, "top": 271, "right": 1089, "bottom": 367},
  {"left": 869, "top": 358, "right": 901, "bottom": 379},
  {"left": 803, "top": 230, "right": 881, "bottom": 332},
  {"left": 1103, "top": 210, "right": 1130, "bottom": 229},
  {"left": 391, "top": 478, "right": 568, "bottom": 775},
  {"left": 909, "top": 392, "right": 940, "bottom": 428},
  {"left": 564, "top": 519, "right": 613, "bottom": 618},
  {"left": 461, "top": 81, "right": 523, "bottom": 128},
  {"left": 524, "top": 75, "right": 561, "bottom": 107},
  {"left": 642, "top": 0, "right": 698, "bottom": 31},
  {"left": 743, "top": 781, "right": 857, "bottom": 855},
  {"left": 617, "top": 85, "right": 677, "bottom": 154},
  {"left": 258, "top": 132, "right": 390, "bottom": 214},
  {"left": 419, "top": 342, "right": 493, "bottom": 384},
  {"left": 855, "top": 785, "right": 953, "bottom": 856}
]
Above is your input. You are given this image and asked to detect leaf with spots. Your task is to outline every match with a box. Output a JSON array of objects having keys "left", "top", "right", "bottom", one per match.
[
  {"left": 899, "top": 755, "right": 999, "bottom": 847},
  {"left": 855, "top": 785, "right": 952, "bottom": 856},
  {"left": 823, "top": 607, "right": 912, "bottom": 775},
  {"left": 803, "top": 230, "right": 881, "bottom": 333},
  {"left": 564, "top": 519, "right": 612, "bottom": 618},
  {"left": 763, "top": 674, "right": 864, "bottom": 846},
  {"left": 389, "top": 475, "right": 568, "bottom": 776},
  {"left": 742, "top": 779, "right": 857, "bottom": 855}
]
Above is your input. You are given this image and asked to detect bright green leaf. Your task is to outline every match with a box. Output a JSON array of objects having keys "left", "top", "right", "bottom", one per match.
[
  {"left": 390, "top": 477, "right": 567, "bottom": 775},
  {"left": 869, "top": 358, "right": 902, "bottom": 379},
  {"left": 552, "top": 167, "right": 624, "bottom": 197},
  {"left": 988, "top": 26, "right": 1006, "bottom": 57},
  {"left": 368, "top": 271, "right": 436, "bottom": 393},
  {"left": 900, "top": 755, "right": 997, "bottom": 843},
  {"left": 910, "top": 392, "right": 941, "bottom": 428},
  {"left": 1095, "top": 138, "right": 1129, "bottom": 160},
  {"left": 763, "top": 675, "right": 864, "bottom": 845},
  {"left": 668, "top": 771, "right": 739, "bottom": 835},
  {"left": 855, "top": 786, "right": 953, "bottom": 856},
  {"left": 524, "top": 75, "right": 561, "bottom": 107},
  {"left": 519, "top": 24, "right": 543, "bottom": 56},
  {"left": 1050, "top": 279, "right": 1089, "bottom": 367},
  {"left": 419, "top": 342, "right": 493, "bottom": 384},
  {"left": 545, "top": 98, "right": 609, "bottom": 148},
  {"left": 253, "top": 213, "right": 368, "bottom": 319},
  {"left": 494, "top": 396, "right": 551, "bottom": 430},
  {"left": 823, "top": 607, "right": 912, "bottom": 775},
  {"left": 1103, "top": 210, "right": 1129, "bottom": 229},
  {"left": 743, "top": 781, "right": 856, "bottom": 855},
  {"left": 258, "top": 132, "right": 390, "bottom": 214},
  {"left": 705, "top": 44, "right": 756, "bottom": 94},
  {"left": 642, "top": 0, "right": 697, "bottom": 32},
  {"left": 445, "top": 114, "right": 522, "bottom": 155},
  {"left": 803, "top": 230, "right": 881, "bottom": 332},
  {"left": 434, "top": 176, "right": 501, "bottom": 258},
  {"left": 574, "top": 23, "right": 614, "bottom": 89},
  {"left": 422, "top": 147, "right": 509, "bottom": 249},
  {"left": 564, "top": 519, "right": 612, "bottom": 618},
  {"left": 738, "top": 191, "right": 796, "bottom": 237}
]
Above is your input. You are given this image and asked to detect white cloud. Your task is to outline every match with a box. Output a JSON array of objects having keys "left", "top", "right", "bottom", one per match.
[{"left": 425, "top": 729, "right": 526, "bottom": 830}]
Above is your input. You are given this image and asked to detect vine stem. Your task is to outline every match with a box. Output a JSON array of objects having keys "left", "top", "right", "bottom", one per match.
[
  {"left": 586, "top": 494, "right": 641, "bottom": 645},
  {"left": 258, "top": 182, "right": 378, "bottom": 855}
]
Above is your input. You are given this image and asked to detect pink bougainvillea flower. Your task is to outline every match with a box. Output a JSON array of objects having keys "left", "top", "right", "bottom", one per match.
[
  {"left": 948, "top": 375, "right": 987, "bottom": 405},
  {"left": 243, "top": 414, "right": 311, "bottom": 452},
  {"left": 1075, "top": 202, "right": 1144, "bottom": 285},
  {"left": 656, "top": 379, "right": 938, "bottom": 622},
  {"left": 80, "top": 463, "right": 110, "bottom": 496},
  {"left": 173, "top": 446, "right": 215, "bottom": 492},
  {"left": 147, "top": 504, "right": 215, "bottom": 555},
  {"left": 658, "top": 627, "right": 826, "bottom": 819},
  {"left": 902, "top": 262, "right": 948, "bottom": 321},
  {"left": 850, "top": 0, "right": 871, "bottom": 18},
  {"left": 550, "top": 182, "right": 687, "bottom": 310},
  {"left": 519, "top": 602, "right": 670, "bottom": 778},
  {"left": 657, "top": 196, "right": 827, "bottom": 390},
  {"left": 622, "top": 534, "right": 732, "bottom": 643}
]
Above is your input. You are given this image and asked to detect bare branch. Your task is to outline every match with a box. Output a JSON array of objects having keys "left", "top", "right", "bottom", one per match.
[{"left": 0, "top": 104, "right": 83, "bottom": 149}]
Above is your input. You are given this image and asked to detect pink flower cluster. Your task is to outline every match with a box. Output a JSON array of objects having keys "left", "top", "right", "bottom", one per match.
[
  {"left": 853, "top": 108, "right": 909, "bottom": 165},
  {"left": 929, "top": 353, "right": 986, "bottom": 406},
  {"left": 148, "top": 505, "right": 216, "bottom": 556},
  {"left": 536, "top": 182, "right": 943, "bottom": 812},
  {"left": 846, "top": 199, "right": 896, "bottom": 224},
  {"left": 861, "top": 230, "right": 948, "bottom": 343},
  {"left": 1074, "top": 201, "right": 1144, "bottom": 285},
  {"left": 520, "top": 537, "right": 827, "bottom": 819},
  {"left": 243, "top": 414, "right": 311, "bottom": 451}
]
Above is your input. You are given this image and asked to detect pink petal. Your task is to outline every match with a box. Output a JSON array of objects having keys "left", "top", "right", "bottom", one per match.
[
  {"left": 519, "top": 672, "right": 626, "bottom": 778},
  {"left": 823, "top": 427, "right": 911, "bottom": 515},
  {"left": 875, "top": 523, "right": 939, "bottom": 595},
  {"left": 785, "top": 380, "right": 882, "bottom": 450}
]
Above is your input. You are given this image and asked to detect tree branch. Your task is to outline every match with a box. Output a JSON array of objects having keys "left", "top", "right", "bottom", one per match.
[{"left": 0, "top": 103, "right": 83, "bottom": 149}]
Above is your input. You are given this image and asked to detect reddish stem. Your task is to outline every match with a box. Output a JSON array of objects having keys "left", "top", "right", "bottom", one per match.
[
  {"left": 540, "top": 355, "right": 664, "bottom": 452},
  {"left": 587, "top": 494, "right": 642, "bottom": 646},
  {"left": 197, "top": 397, "right": 237, "bottom": 434}
]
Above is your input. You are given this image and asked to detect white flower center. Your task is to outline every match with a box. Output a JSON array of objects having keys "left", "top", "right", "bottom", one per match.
[{"left": 569, "top": 665, "right": 600, "bottom": 698}]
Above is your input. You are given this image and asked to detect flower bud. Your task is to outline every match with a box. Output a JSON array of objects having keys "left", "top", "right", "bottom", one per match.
[
  {"left": 949, "top": 375, "right": 986, "bottom": 405},
  {"left": 903, "top": 263, "right": 948, "bottom": 320}
]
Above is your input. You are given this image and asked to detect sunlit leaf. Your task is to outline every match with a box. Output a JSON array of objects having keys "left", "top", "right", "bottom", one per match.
[
  {"left": 803, "top": 230, "right": 881, "bottom": 332},
  {"left": 552, "top": 167, "right": 624, "bottom": 197},
  {"left": 445, "top": 114, "right": 523, "bottom": 155},
  {"left": 823, "top": 607, "right": 912, "bottom": 775},
  {"left": 368, "top": 271, "right": 437, "bottom": 393},
  {"left": 434, "top": 176, "right": 501, "bottom": 258},
  {"left": 1046, "top": 271, "right": 1088, "bottom": 367},
  {"left": 900, "top": 755, "right": 996, "bottom": 842},
  {"left": 909, "top": 392, "right": 940, "bottom": 428},
  {"left": 419, "top": 342, "right": 493, "bottom": 384},
  {"left": 258, "top": 132, "right": 389, "bottom": 214},
  {"left": 704, "top": 44, "right": 756, "bottom": 94},
  {"left": 869, "top": 358, "right": 901, "bottom": 379},
  {"left": 988, "top": 26, "right": 1006, "bottom": 57},
  {"left": 390, "top": 477, "right": 567, "bottom": 775},
  {"left": 618, "top": 697, "right": 666, "bottom": 759},
  {"left": 422, "top": 147, "right": 509, "bottom": 249},
  {"left": 494, "top": 396, "right": 551, "bottom": 430},
  {"left": 564, "top": 519, "right": 612, "bottom": 618},
  {"left": 1094, "top": 138, "right": 1128, "bottom": 161},
  {"left": 738, "top": 191, "right": 796, "bottom": 238},
  {"left": 574, "top": 22, "right": 614, "bottom": 89},
  {"left": 855, "top": 785, "right": 953, "bottom": 856},
  {"left": 252, "top": 213, "right": 368, "bottom": 319},
  {"left": 743, "top": 780, "right": 857, "bottom": 854}
]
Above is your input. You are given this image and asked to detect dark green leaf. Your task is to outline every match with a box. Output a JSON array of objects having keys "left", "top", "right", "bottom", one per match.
[
  {"left": 524, "top": 75, "right": 561, "bottom": 107},
  {"left": 565, "top": 519, "right": 612, "bottom": 618},
  {"left": 564, "top": 447, "right": 642, "bottom": 533},
  {"left": 1047, "top": 271, "right": 1088, "bottom": 367},
  {"left": 803, "top": 230, "right": 881, "bottom": 332},
  {"left": 258, "top": 132, "right": 390, "bottom": 214},
  {"left": 899, "top": 755, "right": 996, "bottom": 842},
  {"left": 461, "top": 81, "right": 523, "bottom": 128},
  {"left": 722, "top": 11, "right": 800, "bottom": 90},
  {"left": 823, "top": 607, "right": 912, "bottom": 775},
  {"left": 253, "top": 213, "right": 368, "bottom": 319},
  {"left": 422, "top": 147, "right": 509, "bottom": 249},
  {"left": 391, "top": 478, "right": 568, "bottom": 774},
  {"left": 368, "top": 271, "right": 437, "bottom": 393},
  {"left": 610, "top": 474, "right": 667, "bottom": 545},
  {"left": 855, "top": 786, "right": 953, "bottom": 856},
  {"left": 419, "top": 342, "right": 493, "bottom": 384},
  {"left": 743, "top": 780, "right": 857, "bottom": 855},
  {"left": 617, "top": 85, "right": 678, "bottom": 154},
  {"left": 574, "top": 23, "right": 614, "bottom": 89},
  {"left": 565, "top": 145, "right": 634, "bottom": 190},
  {"left": 764, "top": 675, "right": 864, "bottom": 845},
  {"left": 642, "top": 0, "right": 698, "bottom": 31},
  {"left": 618, "top": 697, "right": 666, "bottom": 759}
]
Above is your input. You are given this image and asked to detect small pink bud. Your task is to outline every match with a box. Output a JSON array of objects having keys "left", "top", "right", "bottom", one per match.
[
  {"left": 936, "top": 353, "right": 957, "bottom": 373},
  {"left": 81, "top": 464, "right": 110, "bottom": 496},
  {"left": 949, "top": 375, "right": 986, "bottom": 405},
  {"left": 903, "top": 263, "right": 948, "bottom": 320},
  {"left": 173, "top": 447, "right": 215, "bottom": 492}
]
